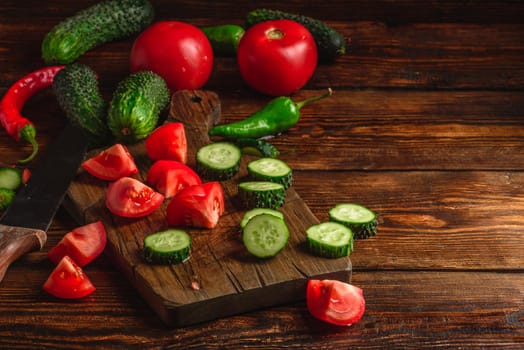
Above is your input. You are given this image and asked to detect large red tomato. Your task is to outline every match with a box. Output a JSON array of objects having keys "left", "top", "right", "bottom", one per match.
[
  {"left": 130, "top": 21, "right": 213, "bottom": 92},
  {"left": 237, "top": 19, "right": 317, "bottom": 96}
]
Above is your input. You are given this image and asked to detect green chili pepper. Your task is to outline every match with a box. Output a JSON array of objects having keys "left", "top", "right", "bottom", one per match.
[
  {"left": 201, "top": 24, "right": 245, "bottom": 56},
  {"left": 209, "top": 88, "right": 333, "bottom": 139}
]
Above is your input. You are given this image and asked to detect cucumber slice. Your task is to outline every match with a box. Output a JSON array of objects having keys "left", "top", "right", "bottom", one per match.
[
  {"left": 242, "top": 213, "right": 289, "bottom": 258},
  {"left": 247, "top": 158, "right": 293, "bottom": 189},
  {"left": 238, "top": 181, "right": 285, "bottom": 209},
  {"left": 0, "top": 188, "right": 16, "bottom": 211},
  {"left": 196, "top": 142, "right": 241, "bottom": 180},
  {"left": 0, "top": 167, "right": 22, "bottom": 190},
  {"left": 328, "top": 203, "right": 378, "bottom": 239},
  {"left": 306, "top": 221, "right": 353, "bottom": 258},
  {"left": 143, "top": 229, "right": 191, "bottom": 265},
  {"left": 235, "top": 138, "right": 280, "bottom": 158},
  {"left": 240, "top": 207, "right": 284, "bottom": 229}
]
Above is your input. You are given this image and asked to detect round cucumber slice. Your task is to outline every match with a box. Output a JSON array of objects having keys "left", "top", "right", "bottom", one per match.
[
  {"left": 242, "top": 213, "right": 289, "bottom": 258},
  {"left": 143, "top": 229, "right": 191, "bottom": 265},
  {"left": 240, "top": 208, "right": 284, "bottom": 229},
  {"left": 247, "top": 158, "right": 293, "bottom": 189},
  {"left": 196, "top": 142, "right": 241, "bottom": 180},
  {"left": 306, "top": 221, "right": 353, "bottom": 258},
  {"left": 328, "top": 203, "right": 378, "bottom": 239},
  {"left": 0, "top": 167, "right": 22, "bottom": 190}
]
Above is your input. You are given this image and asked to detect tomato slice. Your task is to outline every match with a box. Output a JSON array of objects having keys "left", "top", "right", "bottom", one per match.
[
  {"left": 47, "top": 221, "right": 107, "bottom": 267},
  {"left": 166, "top": 182, "right": 225, "bottom": 229},
  {"left": 147, "top": 160, "right": 202, "bottom": 198},
  {"left": 43, "top": 256, "right": 96, "bottom": 299},
  {"left": 82, "top": 143, "right": 138, "bottom": 181},
  {"left": 106, "top": 177, "right": 164, "bottom": 218},
  {"left": 145, "top": 122, "right": 187, "bottom": 163},
  {"left": 306, "top": 279, "right": 365, "bottom": 326}
]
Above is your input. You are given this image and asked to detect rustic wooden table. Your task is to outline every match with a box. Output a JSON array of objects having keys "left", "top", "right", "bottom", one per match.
[{"left": 1, "top": 1, "right": 523, "bottom": 349}]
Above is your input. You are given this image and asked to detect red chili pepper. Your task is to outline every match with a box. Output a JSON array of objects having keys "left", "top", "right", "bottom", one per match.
[{"left": 0, "top": 65, "right": 64, "bottom": 163}]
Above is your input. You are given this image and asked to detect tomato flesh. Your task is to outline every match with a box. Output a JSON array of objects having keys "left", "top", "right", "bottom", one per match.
[
  {"left": 48, "top": 221, "right": 107, "bottom": 267},
  {"left": 145, "top": 122, "right": 187, "bottom": 163},
  {"left": 147, "top": 160, "right": 201, "bottom": 198},
  {"left": 306, "top": 279, "right": 365, "bottom": 326},
  {"left": 82, "top": 144, "right": 138, "bottom": 181},
  {"left": 166, "top": 182, "right": 225, "bottom": 229},
  {"left": 130, "top": 21, "right": 213, "bottom": 92},
  {"left": 237, "top": 19, "right": 317, "bottom": 96},
  {"left": 43, "top": 256, "right": 96, "bottom": 299},
  {"left": 106, "top": 177, "right": 164, "bottom": 218}
]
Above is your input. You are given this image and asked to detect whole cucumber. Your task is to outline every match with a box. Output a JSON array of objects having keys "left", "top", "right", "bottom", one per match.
[
  {"left": 42, "top": 0, "right": 154, "bottom": 64},
  {"left": 245, "top": 8, "right": 347, "bottom": 63},
  {"left": 107, "top": 71, "right": 170, "bottom": 144},
  {"left": 53, "top": 63, "right": 111, "bottom": 147}
]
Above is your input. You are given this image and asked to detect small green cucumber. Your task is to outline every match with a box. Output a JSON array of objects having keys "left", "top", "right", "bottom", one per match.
[
  {"left": 238, "top": 181, "right": 286, "bottom": 209},
  {"left": 42, "top": 0, "right": 154, "bottom": 64},
  {"left": 201, "top": 24, "right": 245, "bottom": 56},
  {"left": 53, "top": 63, "right": 111, "bottom": 147},
  {"left": 242, "top": 213, "right": 289, "bottom": 258},
  {"left": 329, "top": 203, "right": 378, "bottom": 239},
  {"left": 107, "top": 71, "right": 170, "bottom": 144},
  {"left": 306, "top": 221, "right": 353, "bottom": 258},
  {"left": 196, "top": 142, "right": 242, "bottom": 180},
  {"left": 0, "top": 188, "right": 16, "bottom": 211},
  {"left": 143, "top": 229, "right": 191, "bottom": 265}
]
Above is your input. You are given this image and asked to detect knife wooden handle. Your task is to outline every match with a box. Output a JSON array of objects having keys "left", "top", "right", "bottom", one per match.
[{"left": 0, "top": 224, "right": 47, "bottom": 283}]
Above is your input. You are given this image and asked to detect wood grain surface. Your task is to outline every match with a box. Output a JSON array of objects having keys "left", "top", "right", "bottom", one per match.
[{"left": 0, "top": 0, "right": 523, "bottom": 349}]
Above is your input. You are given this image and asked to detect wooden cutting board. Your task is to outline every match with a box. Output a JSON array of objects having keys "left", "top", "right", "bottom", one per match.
[{"left": 64, "top": 90, "right": 351, "bottom": 327}]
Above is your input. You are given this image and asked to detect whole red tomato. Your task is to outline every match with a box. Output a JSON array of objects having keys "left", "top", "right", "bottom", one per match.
[
  {"left": 130, "top": 21, "right": 213, "bottom": 92},
  {"left": 237, "top": 19, "right": 317, "bottom": 96}
]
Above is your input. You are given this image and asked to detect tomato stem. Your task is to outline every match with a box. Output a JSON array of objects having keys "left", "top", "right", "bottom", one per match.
[{"left": 266, "top": 28, "right": 285, "bottom": 40}]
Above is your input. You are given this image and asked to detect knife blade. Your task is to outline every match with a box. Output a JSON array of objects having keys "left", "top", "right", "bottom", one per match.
[{"left": 0, "top": 123, "right": 88, "bottom": 283}]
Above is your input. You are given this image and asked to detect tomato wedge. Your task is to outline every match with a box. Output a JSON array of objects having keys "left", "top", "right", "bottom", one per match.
[
  {"left": 47, "top": 221, "right": 107, "bottom": 267},
  {"left": 82, "top": 143, "right": 138, "bottom": 181},
  {"left": 43, "top": 256, "right": 96, "bottom": 299},
  {"left": 147, "top": 160, "right": 202, "bottom": 198},
  {"left": 166, "top": 182, "right": 225, "bottom": 229},
  {"left": 145, "top": 122, "right": 187, "bottom": 163},
  {"left": 306, "top": 279, "right": 365, "bottom": 326},
  {"left": 106, "top": 177, "right": 164, "bottom": 218}
]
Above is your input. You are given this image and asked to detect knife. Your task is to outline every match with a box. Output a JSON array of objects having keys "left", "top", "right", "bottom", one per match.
[{"left": 0, "top": 123, "right": 88, "bottom": 283}]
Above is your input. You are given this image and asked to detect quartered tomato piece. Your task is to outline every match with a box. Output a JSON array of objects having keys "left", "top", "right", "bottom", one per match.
[
  {"left": 106, "top": 177, "right": 164, "bottom": 218},
  {"left": 82, "top": 143, "right": 138, "bottom": 181},
  {"left": 306, "top": 279, "right": 365, "bottom": 326},
  {"left": 166, "top": 182, "right": 225, "bottom": 229},
  {"left": 48, "top": 221, "right": 107, "bottom": 267},
  {"left": 43, "top": 256, "right": 96, "bottom": 299},
  {"left": 147, "top": 160, "right": 201, "bottom": 198},
  {"left": 145, "top": 122, "right": 187, "bottom": 163}
]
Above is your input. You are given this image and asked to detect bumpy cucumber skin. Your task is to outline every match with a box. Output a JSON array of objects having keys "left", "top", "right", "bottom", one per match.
[
  {"left": 245, "top": 8, "right": 347, "bottom": 63},
  {"left": 201, "top": 24, "right": 245, "bottom": 57},
  {"left": 238, "top": 181, "right": 286, "bottom": 210},
  {"left": 0, "top": 188, "right": 16, "bottom": 211},
  {"left": 235, "top": 138, "right": 280, "bottom": 158},
  {"left": 247, "top": 158, "right": 293, "bottom": 190},
  {"left": 330, "top": 217, "right": 378, "bottom": 239},
  {"left": 42, "top": 0, "right": 154, "bottom": 64},
  {"left": 107, "top": 71, "right": 170, "bottom": 144},
  {"left": 53, "top": 64, "right": 111, "bottom": 147}
]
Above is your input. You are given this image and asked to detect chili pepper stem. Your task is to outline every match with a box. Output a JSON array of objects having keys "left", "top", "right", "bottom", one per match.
[
  {"left": 18, "top": 124, "right": 38, "bottom": 164},
  {"left": 295, "top": 88, "right": 333, "bottom": 110}
]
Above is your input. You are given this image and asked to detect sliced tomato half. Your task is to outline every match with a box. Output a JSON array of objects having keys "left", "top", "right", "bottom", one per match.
[
  {"left": 106, "top": 177, "right": 164, "bottom": 218},
  {"left": 145, "top": 122, "right": 187, "bottom": 163},
  {"left": 166, "top": 182, "right": 225, "bottom": 229},
  {"left": 306, "top": 279, "right": 366, "bottom": 326},
  {"left": 48, "top": 221, "right": 107, "bottom": 267},
  {"left": 43, "top": 256, "right": 96, "bottom": 299},
  {"left": 82, "top": 143, "right": 138, "bottom": 181},
  {"left": 147, "top": 160, "right": 202, "bottom": 198}
]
